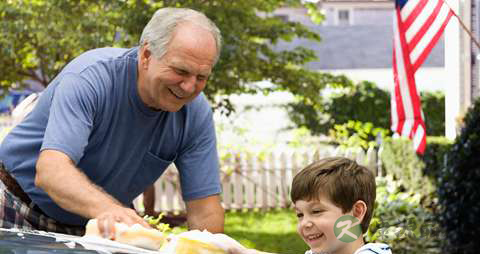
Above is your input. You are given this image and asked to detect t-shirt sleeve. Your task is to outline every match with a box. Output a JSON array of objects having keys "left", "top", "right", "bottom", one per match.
[
  {"left": 41, "top": 73, "right": 97, "bottom": 164},
  {"left": 175, "top": 100, "right": 221, "bottom": 201}
]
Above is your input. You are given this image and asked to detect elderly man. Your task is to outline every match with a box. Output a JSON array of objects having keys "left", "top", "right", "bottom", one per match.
[{"left": 0, "top": 7, "right": 224, "bottom": 238}]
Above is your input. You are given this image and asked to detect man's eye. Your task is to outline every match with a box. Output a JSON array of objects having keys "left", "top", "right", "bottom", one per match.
[
  {"left": 175, "top": 69, "right": 188, "bottom": 75},
  {"left": 197, "top": 75, "right": 207, "bottom": 81}
]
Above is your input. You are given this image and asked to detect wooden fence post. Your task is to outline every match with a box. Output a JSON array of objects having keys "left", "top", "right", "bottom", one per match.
[
  {"left": 233, "top": 152, "right": 244, "bottom": 211},
  {"left": 244, "top": 153, "right": 255, "bottom": 209}
]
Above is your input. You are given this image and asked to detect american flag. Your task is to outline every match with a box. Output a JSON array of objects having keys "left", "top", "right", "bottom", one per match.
[{"left": 391, "top": 0, "right": 453, "bottom": 154}]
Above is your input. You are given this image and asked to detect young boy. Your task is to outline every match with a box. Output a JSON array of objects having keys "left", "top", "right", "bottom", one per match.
[
  {"left": 290, "top": 157, "right": 391, "bottom": 254},
  {"left": 225, "top": 157, "right": 392, "bottom": 254}
]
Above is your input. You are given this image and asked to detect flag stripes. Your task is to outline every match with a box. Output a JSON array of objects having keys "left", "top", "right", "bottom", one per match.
[{"left": 391, "top": 0, "right": 452, "bottom": 154}]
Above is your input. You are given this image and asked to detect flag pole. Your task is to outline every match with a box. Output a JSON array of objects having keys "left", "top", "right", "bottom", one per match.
[{"left": 443, "top": 0, "right": 480, "bottom": 50}]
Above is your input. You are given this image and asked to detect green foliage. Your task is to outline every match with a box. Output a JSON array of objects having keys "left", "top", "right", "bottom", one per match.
[
  {"left": 380, "top": 138, "right": 435, "bottom": 201},
  {"left": 380, "top": 137, "right": 452, "bottom": 196},
  {"left": 286, "top": 81, "right": 446, "bottom": 137},
  {"left": 286, "top": 81, "right": 387, "bottom": 135},
  {"left": 367, "top": 176, "right": 442, "bottom": 254},
  {"left": 437, "top": 97, "right": 480, "bottom": 253},
  {"left": 421, "top": 136, "right": 452, "bottom": 183},
  {"left": 420, "top": 91, "right": 445, "bottom": 137},
  {"left": 0, "top": 0, "right": 148, "bottom": 92},
  {"left": 0, "top": 0, "right": 351, "bottom": 114},
  {"left": 326, "top": 81, "right": 390, "bottom": 130},
  {"left": 329, "top": 120, "right": 391, "bottom": 150},
  {"left": 285, "top": 99, "right": 329, "bottom": 134}
]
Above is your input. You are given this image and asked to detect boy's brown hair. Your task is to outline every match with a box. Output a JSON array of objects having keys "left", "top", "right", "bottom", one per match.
[{"left": 290, "top": 157, "right": 376, "bottom": 233}]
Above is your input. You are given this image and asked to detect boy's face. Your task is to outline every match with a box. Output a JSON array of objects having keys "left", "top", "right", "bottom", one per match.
[{"left": 294, "top": 195, "right": 351, "bottom": 254}]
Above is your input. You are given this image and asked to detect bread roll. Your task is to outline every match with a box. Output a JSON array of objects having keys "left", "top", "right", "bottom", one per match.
[
  {"left": 161, "top": 230, "right": 233, "bottom": 254},
  {"left": 84, "top": 219, "right": 166, "bottom": 250}
]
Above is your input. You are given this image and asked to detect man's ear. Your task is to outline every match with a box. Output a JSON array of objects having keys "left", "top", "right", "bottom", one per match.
[
  {"left": 139, "top": 42, "right": 152, "bottom": 69},
  {"left": 352, "top": 200, "right": 367, "bottom": 223}
]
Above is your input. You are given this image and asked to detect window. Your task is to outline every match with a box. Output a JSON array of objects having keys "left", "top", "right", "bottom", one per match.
[{"left": 337, "top": 9, "right": 351, "bottom": 26}]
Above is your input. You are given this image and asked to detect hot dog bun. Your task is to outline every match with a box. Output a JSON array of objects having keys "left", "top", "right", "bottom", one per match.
[
  {"left": 161, "top": 230, "right": 244, "bottom": 254},
  {"left": 84, "top": 219, "right": 166, "bottom": 250}
]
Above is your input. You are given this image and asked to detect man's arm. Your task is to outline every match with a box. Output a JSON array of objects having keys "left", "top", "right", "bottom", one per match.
[
  {"left": 35, "top": 149, "right": 149, "bottom": 238},
  {"left": 185, "top": 194, "right": 224, "bottom": 233}
]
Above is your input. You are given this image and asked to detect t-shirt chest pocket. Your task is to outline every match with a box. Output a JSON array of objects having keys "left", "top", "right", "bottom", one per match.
[{"left": 128, "top": 152, "right": 177, "bottom": 194}]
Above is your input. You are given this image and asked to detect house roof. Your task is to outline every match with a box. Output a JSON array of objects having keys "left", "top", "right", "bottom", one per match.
[{"left": 275, "top": 24, "right": 444, "bottom": 70}]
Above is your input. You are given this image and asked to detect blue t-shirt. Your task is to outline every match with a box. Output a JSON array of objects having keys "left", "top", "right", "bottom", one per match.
[{"left": 0, "top": 47, "right": 221, "bottom": 226}]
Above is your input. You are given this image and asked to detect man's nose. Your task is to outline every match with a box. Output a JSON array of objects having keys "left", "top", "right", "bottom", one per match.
[{"left": 180, "top": 76, "right": 197, "bottom": 94}]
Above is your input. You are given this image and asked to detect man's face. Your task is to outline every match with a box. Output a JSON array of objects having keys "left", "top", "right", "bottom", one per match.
[
  {"left": 138, "top": 23, "right": 217, "bottom": 112},
  {"left": 295, "top": 195, "right": 351, "bottom": 254}
]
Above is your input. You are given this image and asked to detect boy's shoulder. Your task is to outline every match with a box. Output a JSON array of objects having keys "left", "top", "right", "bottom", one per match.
[{"left": 354, "top": 243, "right": 392, "bottom": 254}]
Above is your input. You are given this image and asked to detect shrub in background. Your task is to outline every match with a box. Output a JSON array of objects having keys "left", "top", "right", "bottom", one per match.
[
  {"left": 379, "top": 138, "right": 433, "bottom": 197},
  {"left": 367, "top": 176, "right": 442, "bottom": 254},
  {"left": 437, "top": 98, "right": 480, "bottom": 253},
  {"left": 420, "top": 91, "right": 445, "bottom": 137},
  {"left": 285, "top": 100, "right": 329, "bottom": 135},
  {"left": 421, "top": 136, "right": 452, "bottom": 183},
  {"left": 329, "top": 120, "right": 391, "bottom": 150},
  {"left": 286, "top": 81, "right": 446, "bottom": 136},
  {"left": 379, "top": 137, "right": 451, "bottom": 208},
  {"left": 325, "top": 81, "right": 390, "bottom": 130},
  {"left": 381, "top": 137, "right": 451, "bottom": 185}
]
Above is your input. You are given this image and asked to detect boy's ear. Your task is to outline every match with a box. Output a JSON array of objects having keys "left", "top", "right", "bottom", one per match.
[{"left": 352, "top": 200, "right": 367, "bottom": 222}]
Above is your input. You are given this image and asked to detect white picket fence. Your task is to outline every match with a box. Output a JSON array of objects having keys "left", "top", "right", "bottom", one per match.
[{"left": 134, "top": 146, "right": 380, "bottom": 214}]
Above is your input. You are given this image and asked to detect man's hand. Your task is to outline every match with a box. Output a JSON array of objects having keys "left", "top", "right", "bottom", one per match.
[{"left": 95, "top": 204, "right": 151, "bottom": 239}]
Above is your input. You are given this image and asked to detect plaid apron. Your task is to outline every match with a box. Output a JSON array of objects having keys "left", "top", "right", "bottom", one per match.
[{"left": 0, "top": 173, "right": 85, "bottom": 236}]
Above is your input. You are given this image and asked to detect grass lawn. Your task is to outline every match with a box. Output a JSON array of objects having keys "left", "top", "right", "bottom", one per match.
[{"left": 224, "top": 209, "right": 307, "bottom": 254}]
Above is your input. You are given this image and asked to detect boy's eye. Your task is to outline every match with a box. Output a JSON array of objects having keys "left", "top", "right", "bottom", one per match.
[
  {"left": 312, "top": 210, "right": 323, "bottom": 214},
  {"left": 296, "top": 213, "right": 303, "bottom": 218}
]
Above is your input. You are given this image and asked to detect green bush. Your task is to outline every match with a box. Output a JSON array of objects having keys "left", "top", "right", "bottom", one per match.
[
  {"left": 379, "top": 137, "right": 451, "bottom": 198},
  {"left": 421, "top": 136, "right": 452, "bottom": 183},
  {"left": 329, "top": 120, "right": 391, "bottom": 150},
  {"left": 325, "top": 81, "right": 391, "bottom": 130},
  {"left": 286, "top": 81, "right": 446, "bottom": 136},
  {"left": 285, "top": 100, "right": 329, "bottom": 135},
  {"left": 420, "top": 91, "right": 445, "bottom": 137},
  {"left": 437, "top": 98, "right": 480, "bottom": 253},
  {"left": 367, "top": 176, "right": 442, "bottom": 254},
  {"left": 380, "top": 138, "right": 433, "bottom": 197}
]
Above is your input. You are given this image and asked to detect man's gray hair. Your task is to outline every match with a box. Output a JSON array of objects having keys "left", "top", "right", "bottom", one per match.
[{"left": 139, "top": 8, "right": 222, "bottom": 64}]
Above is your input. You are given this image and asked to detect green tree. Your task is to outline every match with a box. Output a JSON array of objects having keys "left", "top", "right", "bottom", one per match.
[{"left": 0, "top": 0, "right": 350, "bottom": 113}]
